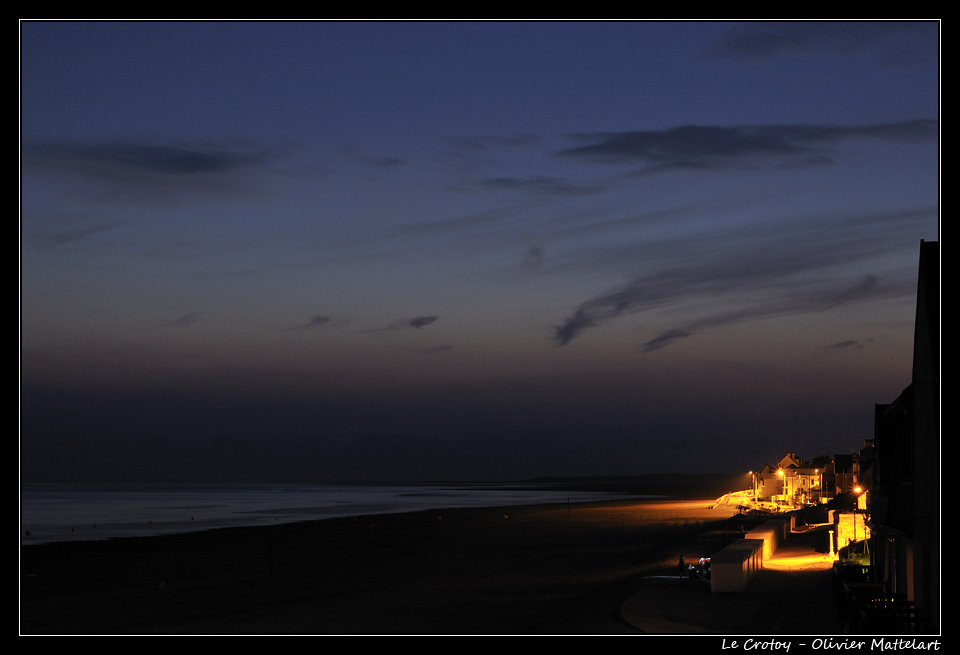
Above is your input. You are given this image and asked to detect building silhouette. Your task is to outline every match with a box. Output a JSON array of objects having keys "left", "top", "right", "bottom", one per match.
[{"left": 863, "top": 240, "right": 939, "bottom": 632}]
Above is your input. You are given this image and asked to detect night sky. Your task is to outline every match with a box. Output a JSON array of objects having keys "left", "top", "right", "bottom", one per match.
[{"left": 19, "top": 21, "right": 940, "bottom": 483}]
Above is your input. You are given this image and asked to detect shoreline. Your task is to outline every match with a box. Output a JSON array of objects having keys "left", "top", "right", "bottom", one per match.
[
  {"left": 21, "top": 475, "right": 747, "bottom": 546},
  {"left": 21, "top": 497, "right": 743, "bottom": 634}
]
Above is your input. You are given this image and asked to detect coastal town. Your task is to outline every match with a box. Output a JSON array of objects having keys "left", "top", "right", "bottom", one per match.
[
  {"left": 20, "top": 21, "right": 939, "bottom": 638},
  {"left": 665, "top": 241, "right": 938, "bottom": 635}
]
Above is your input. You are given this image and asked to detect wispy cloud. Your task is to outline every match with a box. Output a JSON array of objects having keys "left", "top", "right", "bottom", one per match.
[
  {"left": 554, "top": 308, "right": 604, "bottom": 347},
  {"left": 285, "top": 315, "right": 349, "bottom": 331},
  {"left": 479, "top": 175, "right": 603, "bottom": 196},
  {"left": 21, "top": 138, "right": 280, "bottom": 207},
  {"left": 409, "top": 316, "right": 438, "bottom": 330},
  {"left": 557, "top": 120, "right": 936, "bottom": 170},
  {"left": 711, "top": 21, "right": 936, "bottom": 63},
  {"left": 28, "top": 220, "right": 125, "bottom": 249},
  {"left": 363, "top": 316, "right": 439, "bottom": 333},
  {"left": 411, "top": 344, "right": 453, "bottom": 354},
  {"left": 826, "top": 340, "right": 865, "bottom": 351},
  {"left": 163, "top": 312, "right": 203, "bottom": 328},
  {"left": 445, "top": 134, "right": 542, "bottom": 153},
  {"left": 641, "top": 329, "right": 691, "bottom": 353},
  {"left": 556, "top": 271, "right": 900, "bottom": 352},
  {"left": 23, "top": 140, "right": 269, "bottom": 178},
  {"left": 330, "top": 142, "right": 405, "bottom": 169},
  {"left": 522, "top": 243, "right": 544, "bottom": 272},
  {"left": 550, "top": 201, "right": 930, "bottom": 350}
]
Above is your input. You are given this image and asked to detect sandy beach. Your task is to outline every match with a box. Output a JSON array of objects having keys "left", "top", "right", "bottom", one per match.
[{"left": 21, "top": 496, "right": 746, "bottom": 635}]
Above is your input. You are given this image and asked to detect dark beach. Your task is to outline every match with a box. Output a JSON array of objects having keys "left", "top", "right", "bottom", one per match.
[{"left": 21, "top": 478, "right": 752, "bottom": 635}]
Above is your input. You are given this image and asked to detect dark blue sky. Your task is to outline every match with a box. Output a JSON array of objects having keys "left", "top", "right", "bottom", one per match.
[{"left": 20, "top": 21, "right": 940, "bottom": 482}]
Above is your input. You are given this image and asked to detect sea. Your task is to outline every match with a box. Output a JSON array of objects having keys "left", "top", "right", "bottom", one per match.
[{"left": 20, "top": 482, "right": 644, "bottom": 545}]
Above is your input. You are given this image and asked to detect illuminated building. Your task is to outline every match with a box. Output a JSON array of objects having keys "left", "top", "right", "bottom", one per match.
[{"left": 754, "top": 453, "right": 826, "bottom": 509}]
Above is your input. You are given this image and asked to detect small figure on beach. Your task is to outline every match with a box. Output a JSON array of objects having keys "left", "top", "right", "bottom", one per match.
[{"left": 678, "top": 555, "right": 685, "bottom": 578}]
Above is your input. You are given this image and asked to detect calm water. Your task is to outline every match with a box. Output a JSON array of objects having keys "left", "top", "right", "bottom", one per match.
[{"left": 20, "top": 483, "right": 643, "bottom": 544}]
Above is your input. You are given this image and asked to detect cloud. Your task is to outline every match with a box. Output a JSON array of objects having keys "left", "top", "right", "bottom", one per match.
[
  {"left": 522, "top": 244, "right": 544, "bottom": 272},
  {"left": 822, "top": 274, "right": 879, "bottom": 309},
  {"left": 712, "top": 21, "right": 936, "bottom": 62},
  {"left": 445, "top": 134, "right": 542, "bottom": 153},
  {"left": 330, "top": 142, "right": 405, "bottom": 169},
  {"left": 557, "top": 120, "right": 937, "bottom": 170},
  {"left": 22, "top": 140, "right": 268, "bottom": 178},
  {"left": 163, "top": 312, "right": 203, "bottom": 328},
  {"left": 826, "top": 340, "right": 864, "bottom": 351},
  {"left": 286, "top": 315, "right": 350, "bottom": 331},
  {"left": 641, "top": 329, "right": 691, "bottom": 353},
  {"left": 29, "top": 220, "right": 125, "bottom": 249},
  {"left": 21, "top": 138, "right": 277, "bottom": 207},
  {"left": 363, "top": 316, "right": 439, "bottom": 333},
  {"left": 301, "top": 315, "right": 331, "bottom": 329},
  {"left": 670, "top": 274, "right": 887, "bottom": 340},
  {"left": 549, "top": 203, "right": 923, "bottom": 350},
  {"left": 553, "top": 309, "right": 601, "bottom": 347},
  {"left": 654, "top": 274, "right": 893, "bottom": 352},
  {"left": 480, "top": 175, "right": 603, "bottom": 196},
  {"left": 362, "top": 155, "right": 404, "bottom": 169},
  {"left": 409, "top": 316, "right": 439, "bottom": 330},
  {"left": 412, "top": 345, "right": 453, "bottom": 354}
]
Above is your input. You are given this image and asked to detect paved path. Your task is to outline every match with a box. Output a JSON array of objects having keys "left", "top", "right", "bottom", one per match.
[{"left": 621, "top": 525, "right": 842, "bottom": 634}]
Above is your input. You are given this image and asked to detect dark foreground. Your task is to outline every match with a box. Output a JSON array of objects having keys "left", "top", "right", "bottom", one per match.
[{"left": 22, "top": 497, "right": 742, "bottom": 634}]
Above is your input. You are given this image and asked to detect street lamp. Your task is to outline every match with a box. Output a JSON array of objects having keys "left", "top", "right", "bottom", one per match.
[{"left": 777, "top": 469, "right": 784, "bottom": 507}]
